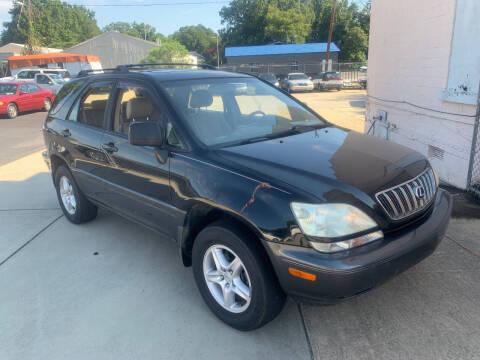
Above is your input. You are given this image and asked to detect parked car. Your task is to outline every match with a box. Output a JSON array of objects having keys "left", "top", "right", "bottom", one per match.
[
  {"left": 34, "top": 73, "right": 66, "bottom": 95},
  {"left": 258, "top": 73, "right": 279, "bottom": 87},
  {"left": 281, "top": 72, "right": 314, "bottom": 92},
  {"left": 313, "top": 71, "right": 343, "bottom": 91},
  {"left": 0, "top": 68, "right": 71, "bottom": 82},
  {"left": 0, "top": 82, "right": 54, "bottom": 118},
  {"left": 42, "top": 65, "right": 452, "bottom": 331}
]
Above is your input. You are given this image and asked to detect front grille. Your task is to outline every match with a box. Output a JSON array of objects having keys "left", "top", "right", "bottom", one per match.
[{"left": 375, "top": 168, "right": 437, "bottom": 220}]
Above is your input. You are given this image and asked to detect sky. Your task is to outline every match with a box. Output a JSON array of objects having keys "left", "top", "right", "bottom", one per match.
[{"left": 0, "top": 0, "right": 368, "bottom": 37}]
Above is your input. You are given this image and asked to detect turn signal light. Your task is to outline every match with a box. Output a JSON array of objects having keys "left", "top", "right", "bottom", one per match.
[{"left": 288, "top": 267, "right": 316, "bottom": 281}]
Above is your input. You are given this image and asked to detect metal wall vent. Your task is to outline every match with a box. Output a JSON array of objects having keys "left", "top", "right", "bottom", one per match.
[{"left": 428, "top": 145, "right": 445, "bottom": 160}]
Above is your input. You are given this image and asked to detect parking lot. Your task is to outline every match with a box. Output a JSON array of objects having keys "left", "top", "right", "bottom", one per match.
[{"left": 1, "top": 93, "right": 479, "bottom": 359}]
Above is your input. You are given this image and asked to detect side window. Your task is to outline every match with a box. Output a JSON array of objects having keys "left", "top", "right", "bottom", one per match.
[
  {"left": 17, "top": 71, "right": 28, "bottom": 79},
  {"left": 28, "top": 84, "right": 41, "bottom": 93},
  {"left": 113, "top": 85, "right": 159, "bottom": 135},
  {"left": 19, "top": 84, "right": 30, "bottom": 93},
  {"left": 166, "top": 122, "right": 184, "bottom": 149},
  {"left": 77, "top": 84, "right": 113, "bottom": 129},
  {"left": 27, "top": 71, "right": 38, "bottom": 79},
  {"left": 50, "top": 79, "right": 86, "bottom": 116},
  {"left": 36, "top": 75, "right": 50, "bottom": 84}
]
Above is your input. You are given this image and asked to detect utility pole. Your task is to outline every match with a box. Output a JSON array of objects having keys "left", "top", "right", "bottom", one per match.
[
  {"left": 216, "top": 33, "right": 220, "bottom": 68},
  {"left": 325, "top": 0, "right": 337, "bottom": 71}
]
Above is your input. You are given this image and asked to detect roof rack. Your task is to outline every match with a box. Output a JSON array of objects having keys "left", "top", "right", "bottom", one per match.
[
  {"left": 76, "top": 63, "right": 217, "bottom": 77},
  {"left": 116, "top": 63, "right": 217, "bottom": 71},
  {"left": 76, "top": 68, "right": 123, "bottom": 77}
]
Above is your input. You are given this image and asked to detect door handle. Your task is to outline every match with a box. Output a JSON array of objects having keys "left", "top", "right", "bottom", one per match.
[
  {"left": 60, "top": 128, "right": 71, "bottom": 137},
  {"left": 102, "top": 142, "right": 118, "bottom": 153}
]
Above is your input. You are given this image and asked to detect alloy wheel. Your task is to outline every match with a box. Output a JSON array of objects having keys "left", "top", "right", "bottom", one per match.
[
  {"left": 59, "top": 176, "right": 77, "bottom": 215},
  {"left": 203, "top": 244, "right": 252, "bottom": 313}
]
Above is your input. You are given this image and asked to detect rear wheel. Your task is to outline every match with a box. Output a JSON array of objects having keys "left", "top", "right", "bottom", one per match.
[
  {"left": 192, "top": 221, "right": 286, "bottom": 331},
  {"left": 54, "top": 165, "right": 97, "bottom": 224},
  {"left": 6, "top": 103, "right": 17, "bottom": 119},
  {"left": 43, "top": 98, "right": 52, "bottom": 111}
]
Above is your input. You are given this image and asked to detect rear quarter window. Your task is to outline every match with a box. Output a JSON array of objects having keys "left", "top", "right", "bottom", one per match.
[{"left": 50, "top": 79, "right": 86, "bottom": 118}]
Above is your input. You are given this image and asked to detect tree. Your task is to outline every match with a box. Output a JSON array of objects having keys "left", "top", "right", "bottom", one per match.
[
  {"left": 141, "top": 39, "right": 190, "bottom": 63},
  {"left": 171, "top": 25, "right": 219, "bottom": 65},
  {"left": 103, "top": 21, "right": 164, "bottom": 43},
  {"left": 264, "top": 3, "right": 312, "bottom": 43},
  {"left": 1, "top": 0, "right": 101, "bottom": 48},
  {"left": 340, "top": 26, "right": 368, "bottom": 61}
]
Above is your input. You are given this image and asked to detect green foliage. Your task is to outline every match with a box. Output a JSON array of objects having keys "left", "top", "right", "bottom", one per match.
[
  {"left": 103, "top": 21, "right": 164, "bottom": 43},
  {"left": 220, "top": 0, "right": 371, "bottom": 61},
  {"left": 340, "top": 26, "right": 367, "bottom": 61},
  {"left": 141, "top": 39, "right": 190, "bottom": 63},
  {"left": 171, "top": 24, "right": 219, "bottom": 65},
  {"left": 1, "top": 0, "right": 101, "bottom": 49}
]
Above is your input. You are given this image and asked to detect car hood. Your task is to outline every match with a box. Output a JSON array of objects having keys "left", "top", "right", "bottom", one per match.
[{"left": 215, "top": 127, "right": 429, "bottom": 204}]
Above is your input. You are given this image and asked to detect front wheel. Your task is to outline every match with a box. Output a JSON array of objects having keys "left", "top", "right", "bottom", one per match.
[
  {"left": 43, "top": 98, "right": 52, "bottom": 111},
  {"left": 6, "top": 103, "right": 17, "bottom": 119},
  {"left": 192, "top": 222, "right": 286, "bottom": 331}
]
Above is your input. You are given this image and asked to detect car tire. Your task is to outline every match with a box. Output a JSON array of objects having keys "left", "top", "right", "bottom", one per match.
[
  {"left": 43, "top": 98, "right": 52, "bottom": 111},
  {"left": 192, "top": 221, "right": 286, "bottom": 331},
  {"left": 337, "top": 87, "right": 342, "bottom": 91},
  {"left": 6, "top": 103, "right": 17, "bottom": 119},
  {"left": 54, "top": 165, "right": 97, "bottom": 224}
]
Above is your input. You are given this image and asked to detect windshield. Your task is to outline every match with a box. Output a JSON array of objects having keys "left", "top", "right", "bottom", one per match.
[
  {"left": 0, "top": 84, "right": 17, "bottom": 95},
  {"left": 325, "top": 72, "right": 341, "bottom": 79},
  {"left": 162, "top": 77, "right": 325, "bottom": 147},
  {"left": 49, "top": 74, "right": 65, "bottom": 84},
  {"left": 289, "top": 74, "right": 308, "bottom": 80},
  {"left": 260, "top": 74, "right": 276, "bottom": 81}
]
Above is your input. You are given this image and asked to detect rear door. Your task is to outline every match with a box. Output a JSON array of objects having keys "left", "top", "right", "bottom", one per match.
[
  {"left": 96, "top": 80, "right": 181, "bottom": 239},
  {"left": 47, "top": 81, "right": 115, "bottom": 198}
]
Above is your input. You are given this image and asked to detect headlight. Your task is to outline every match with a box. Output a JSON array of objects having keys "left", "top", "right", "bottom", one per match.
[{"left": 291, "top": 203, "right": 383, "bottom": 253}]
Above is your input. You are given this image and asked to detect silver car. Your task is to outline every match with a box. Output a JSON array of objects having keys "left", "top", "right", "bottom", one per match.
[
  {"left": 34, "top": 73, "right": 65, "bottom": 95},
  {"left": 281, "top": 73, "right": 314, "bottom": 93}
]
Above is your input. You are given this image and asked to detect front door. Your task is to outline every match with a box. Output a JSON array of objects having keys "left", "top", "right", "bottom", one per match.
[
  {"left": 97, "top": 81, "right": 182, "bottom": 240},
  {"left": 17, "top": 83, "right": 33, "bottom": 111}
]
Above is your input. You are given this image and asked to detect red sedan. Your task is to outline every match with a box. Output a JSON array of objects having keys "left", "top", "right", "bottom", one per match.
[{"left": 0, "top": 82, "right": 55, "bottom": 119}]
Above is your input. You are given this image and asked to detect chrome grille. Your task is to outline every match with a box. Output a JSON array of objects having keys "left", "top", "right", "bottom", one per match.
[{"left": 375, "top": 168, "right": 437, "bottom": 220}]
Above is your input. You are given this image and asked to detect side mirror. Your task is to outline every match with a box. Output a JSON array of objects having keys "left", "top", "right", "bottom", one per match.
[
  {"left": 19, "top": 91, "right": 26, "bottom": 95},
  {"left": 48, "top": 81, "right": 53, "bottom": 85},
  {"left": 128, "top": 121, "right": 164, "bottom": 147}
]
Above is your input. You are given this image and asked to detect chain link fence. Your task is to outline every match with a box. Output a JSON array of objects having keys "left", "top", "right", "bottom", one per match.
[
  {"left": 220, "top": 61, "right": 367, "bottom": 83},
  {"left": 467, "top": 112, "right": 480, "bottom": 197}
]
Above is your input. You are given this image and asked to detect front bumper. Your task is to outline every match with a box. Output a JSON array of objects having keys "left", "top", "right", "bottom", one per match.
[
  {"left": 264, "top": 189, "right": 452, "bottom": 303},
  {"left": 290, "top": 84, "right": 314, "bottom": 91},
  {"left": 42, "top": 150, "right": 51, "bottom": 171}
]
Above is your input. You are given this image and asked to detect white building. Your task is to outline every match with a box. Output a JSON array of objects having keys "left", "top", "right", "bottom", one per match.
[{"left": 366, "top": 0, "right": 479, "bottom": 191}]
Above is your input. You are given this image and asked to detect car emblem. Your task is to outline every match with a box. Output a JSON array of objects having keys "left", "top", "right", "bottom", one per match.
[{"left": 413, "top": 184, "right": 426, "bottom": 199}]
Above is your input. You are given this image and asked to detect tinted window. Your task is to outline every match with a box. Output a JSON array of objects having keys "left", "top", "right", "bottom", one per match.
[
  {"left": 78, "top": 84, "right": 113, "bottom": 129},
  {"left": 50, "top": 79, "right": 86, "bottom": 116},
  {"left": 113, "top": 85, "right": 159, "bottom": 135},
  {"left": 288, "top": 74, "right": 308, "bottom": 80},
  {"left": 16, "top": 71, "right": 29, "bottom": 79}
]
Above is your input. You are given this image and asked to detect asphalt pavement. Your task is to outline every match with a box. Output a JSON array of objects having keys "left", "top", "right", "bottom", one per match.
[{"left": 0, "top": 111, "right": 47, "bottom": 166}]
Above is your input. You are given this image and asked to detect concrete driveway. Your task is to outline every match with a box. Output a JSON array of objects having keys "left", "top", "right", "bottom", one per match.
[{"left": 1, "top": 119, "right": 479, "bottom": 359}]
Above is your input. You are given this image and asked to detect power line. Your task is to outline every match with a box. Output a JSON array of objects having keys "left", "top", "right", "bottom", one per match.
[{"left": 77, "top": 1, "right": 229, "bottom": 7}]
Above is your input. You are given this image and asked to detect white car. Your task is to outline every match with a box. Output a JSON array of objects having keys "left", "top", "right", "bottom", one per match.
[
  {"left": 0, "top": 68, "right": 71, "bottom": 82},
  {"left": 281, "top": 73, "right": 314, "bottom": 93},
  {"left": 34, "top": 73, "right": 66, "bottom": 94},
  {"left": 312, "top": 72, "right": 343, "bottom": 91}
]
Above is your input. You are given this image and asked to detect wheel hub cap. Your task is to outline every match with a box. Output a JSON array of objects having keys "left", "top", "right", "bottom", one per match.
[
  {"left": 59, "top": 176, "right": 77, "bottom": 215},
  {"left": 203, "top": 245, "right": 252, "bottom": 313}
]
